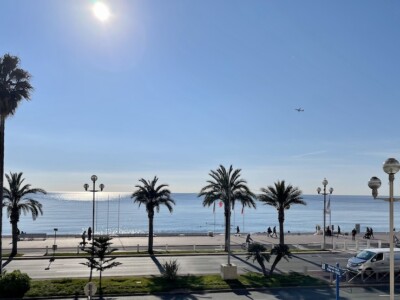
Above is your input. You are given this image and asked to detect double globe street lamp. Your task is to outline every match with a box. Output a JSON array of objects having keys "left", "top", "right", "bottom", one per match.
[
  {"left": 84, "top": 175, "right": 104, "bottom": 281},
  {"left": 317, "top": 178, "right": 333, "bottom": 250},
  {"left": 368, "top": 158, "right": 400, "bottom": 300}
]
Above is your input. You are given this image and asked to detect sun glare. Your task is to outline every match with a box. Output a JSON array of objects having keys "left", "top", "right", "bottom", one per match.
[{"left": 93, "top": 2, "right": 110, "bottom": 22}]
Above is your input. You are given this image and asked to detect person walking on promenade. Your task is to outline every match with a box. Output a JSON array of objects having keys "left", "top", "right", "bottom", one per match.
[
  {"left": 267, "top": 227, "right": 272, "bottom": 237},
  {"left": 236, "top": 226, "right": 240, "bottom": 236},
  {"left": 80, "top": 230, "right": 86, "bottom": 249},
  {"left": 272, "top": 226, "right": 277, "bottom": 238},
  {"left": 88, "top": 227, "right": 92, "bottom": 241},
  {"left": 337, "top": 225, "right": 341, "bottom": 237},
  {"left": 352, "top": 228, "right": 357, "bottom": 241},
  {"left": 370, "top": 227, "right": 374, "bottom": 239}
]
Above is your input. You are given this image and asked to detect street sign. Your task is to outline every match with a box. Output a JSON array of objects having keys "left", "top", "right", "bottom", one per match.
[
  {"left": 321, "top": 263, "right": 345, "bottom": 300},
  {"left": 321, "top": 263, "right": 345, "bottom": 276}
]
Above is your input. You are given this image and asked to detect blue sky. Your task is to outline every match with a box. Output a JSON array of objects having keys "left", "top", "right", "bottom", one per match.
[{"left": 1, "top": 0, "right": 400, "bottom": 195}]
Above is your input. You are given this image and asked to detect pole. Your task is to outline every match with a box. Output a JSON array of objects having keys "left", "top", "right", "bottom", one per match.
[
  {"left": 227, "top": 193, "right": 231, "bottom": 265},
  {"left": 335, "top": 263, "right": 340, "bottom": 300},
  {"left": 117, "top": 195, "right": 120, "bottom": 234},
  {"left": 107, "top": 195, "right": 109, "bottom": 235},
  {"left": 90, "top": 179, "right": 95, "bottom": 282},
  {"left": 389, "top": 173, "right": 395, "bottom": 300},
  {"left": 323, "top": 185, "right": 326, "bottom": 250}
]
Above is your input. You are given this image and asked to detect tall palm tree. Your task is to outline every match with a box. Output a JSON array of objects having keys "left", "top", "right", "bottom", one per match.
[
  {"left": 3, "top": 172, "right": 46, "bottom": 256},
  {"left": 258, "top": 180, "right": 305, "bottom": 274},
  {"left": 0, "top": 54, "right": 33, "bottom": 271},
  {"left": 131, "top": 177, "right": 175, "bottom": 254},
  {"left": 198, "top": 165, "right": 256, "bottom": 254},
  {"left": 257, "top": 180, "right": 305, "bottom": 245}
]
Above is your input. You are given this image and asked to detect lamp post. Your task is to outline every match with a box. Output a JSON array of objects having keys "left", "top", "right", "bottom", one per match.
[
  {"left": 52, "top": 228, "right": 58, "bottom": 256},
  {"left": 84, "top": 175, "right": 104, "bottom": 281},
  {"left": 317, "top": 178, "right": 333, "bottom": 250},
  {"left": 368, "top": 158, "right": 400, "bottom": 300}
]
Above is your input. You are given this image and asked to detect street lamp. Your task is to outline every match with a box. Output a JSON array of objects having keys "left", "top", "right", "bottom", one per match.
[
  {"left": 368, "top": 157, "right": 400, "bottom": 300},
  {"left": 317, "top": 178, "right": 333, "bottom": 250},
  {"left": 84, "top": 175, "right": 104, "bottom": 281},
  {"left": 52, "top": 228, "right": 58, "bottom": 255}
]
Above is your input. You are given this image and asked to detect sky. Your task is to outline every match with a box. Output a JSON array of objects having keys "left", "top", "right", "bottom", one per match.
[{"left": 1, "top": 0, "right": 400, "bottom": 195}]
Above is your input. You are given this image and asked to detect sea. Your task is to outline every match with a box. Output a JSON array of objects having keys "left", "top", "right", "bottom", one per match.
[{"left": 1, "top": 192, "right": 398, "bottom": 236}]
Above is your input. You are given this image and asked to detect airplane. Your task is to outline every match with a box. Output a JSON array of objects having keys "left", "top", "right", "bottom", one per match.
[{"left": 295, "top": 108, "right": 304, "bottom": 112}]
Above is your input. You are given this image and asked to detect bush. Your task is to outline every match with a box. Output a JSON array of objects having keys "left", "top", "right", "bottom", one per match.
[
  {"left": 162, "top": 259, "right": 179, "bottom": 281},
  {"left": 0, "top": 270, "right": 31, "bottom": 298}
]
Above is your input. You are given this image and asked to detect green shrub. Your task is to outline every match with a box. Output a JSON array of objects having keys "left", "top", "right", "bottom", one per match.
[
  {"left": 0, "top": 270, "right": 31, "bottom": 298},
  {"left": 162, "top": 259, "right": 179, "bottom": 281}
]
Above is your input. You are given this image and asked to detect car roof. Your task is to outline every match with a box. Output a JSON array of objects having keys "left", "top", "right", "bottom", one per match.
[{"left": 362, "top": 248, "right": 400, "bottom": 253}]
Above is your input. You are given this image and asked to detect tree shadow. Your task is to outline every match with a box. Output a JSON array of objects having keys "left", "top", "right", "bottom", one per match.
[
  {"left": 224, "top": 279, "right": 253, "bottom": 299},
  {"left": 1, "top": 255, "right": 14, "bottom": 268},
  {"left": 150, "top": 255, "right": 165, "bottom": 274},
  {"left": 291, "top": 254, "right": 322, "bottom": 267},
  {"left": 231, "top": 254, "right": 264, "bottom": 274}
]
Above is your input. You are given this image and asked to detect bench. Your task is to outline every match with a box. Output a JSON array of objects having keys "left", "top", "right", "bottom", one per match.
[{"left": 19, "top": 233, "right": 47, "bottom": 241}]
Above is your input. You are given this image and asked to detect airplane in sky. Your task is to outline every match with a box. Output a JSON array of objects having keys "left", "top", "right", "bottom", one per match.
[{"left": 295, "top": 108, "right": 304, "bottom": 112}]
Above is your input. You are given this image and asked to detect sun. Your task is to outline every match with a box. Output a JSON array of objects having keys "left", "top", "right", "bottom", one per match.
[{"left": 93, "top": 2, "right": 110, "bottom": 22}]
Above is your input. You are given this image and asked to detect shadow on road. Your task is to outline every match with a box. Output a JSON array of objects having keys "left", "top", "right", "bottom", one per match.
[{"left": 150, "top": 255, "right": 165, "bottom": 274}]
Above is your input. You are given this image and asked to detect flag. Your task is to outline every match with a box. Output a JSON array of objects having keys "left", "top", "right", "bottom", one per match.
[
  {"left": 241, "top": 205, "right": 244, "bottom": 215},
  {"left": 219, "top": 201, "right": 223, "bottom": 208},
  {"left": 326, "top": 196, "right": 331, "bottom": 214},
  {"left": 213, "top": 202, "right": 216, "bottom": 214}
]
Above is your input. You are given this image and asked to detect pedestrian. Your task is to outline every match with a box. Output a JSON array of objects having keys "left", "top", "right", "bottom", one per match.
[
  {"left": 236, "top": 226, "right": 240, "bottom": 235},
  {"left": 337, "top": 226, "right": 341, "bottom": 237},
  {"left": 352, "top": 228, "right": 356, "bottom": 241},
  {"left": 370, "top": 227, "right": 374, "bottom": 239},
  {"left": 246, "top": 233, "right": 253, "bottom": 245},
  {"left": 88, "top": 227, "right": 92, "bottom": 241},
  {"left": 267, "top": 227, "right": 272, "bottom": 237},
  {"left": 273, "top": 226, "right": 277, "bottom": 238},
  {"left": 81, "top": 230, "right": 86, "bottom": 249}
]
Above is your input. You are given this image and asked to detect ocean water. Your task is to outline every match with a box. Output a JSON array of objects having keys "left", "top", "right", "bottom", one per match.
[{"left": 1, "top": 192, "right": 398, "bottom": 235}]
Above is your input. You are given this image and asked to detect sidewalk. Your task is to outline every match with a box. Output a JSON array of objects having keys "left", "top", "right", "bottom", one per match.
[{"left": 2, "top": 231, "right": 391, "bottom": 256}]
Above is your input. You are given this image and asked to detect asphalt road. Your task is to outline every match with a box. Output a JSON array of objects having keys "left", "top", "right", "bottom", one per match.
[
  {"left": 57, "top": 286, "right": 400, "bottom": 300},
  {"left": 4, "top": 252, "right": 352, "bottom": 279}
]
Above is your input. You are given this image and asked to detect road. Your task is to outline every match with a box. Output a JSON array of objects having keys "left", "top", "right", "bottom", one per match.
[
  {"left": 56, "top": 286, "right": 400, "bottom": 300},
  {"left": 5, "top": 252, "right": 351, "bottom": 279}
]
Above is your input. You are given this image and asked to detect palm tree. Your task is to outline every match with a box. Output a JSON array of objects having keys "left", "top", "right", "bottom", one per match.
[
  {"left": 257, "top": 180, "right": 305, "bottom": 245},
  {"left": 246, "top": 243, "right": 270, "bottom": 276},
  {"left": 131, "top": 177, "right": 175, "bottom": 254},
  {"left": 258, "top": 180, "right": 304, "bottom": 274},
  {"left": 3, "top": 172, "right": 46, "bottom": 256},
  {"left": 0, "top": 54, "right": 33, "bottom": 272},
  {"left": 199, "top": 165, "right": 256, "bottom": 254},
  {"left": 81, "top": 236, "right": 121, "bottom": 295}
]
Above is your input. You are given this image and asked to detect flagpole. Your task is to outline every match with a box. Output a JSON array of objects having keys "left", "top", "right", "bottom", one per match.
[
  {"left": 117, "top": 194, "right": 120, "bottom": 235},
  {"left": 107, "top": 194, "right": 110, "bottom": 235},
  {"left": 242, "top": 206, "right": 245, "bottom": 233},
  {"left": 213, "top": 202, "right": 216, "bottom": 233}
]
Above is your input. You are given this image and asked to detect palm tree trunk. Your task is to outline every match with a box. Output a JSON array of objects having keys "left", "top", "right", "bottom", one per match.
[
  {"left": 11, "top": 220, "right": 18, "bottom": 256},
  {"left": 0, "top": 116, "right": 5, "bottom": 273},
  {"left": 148, "top": 211, "right": 154, "bottom": 254},
  {"left": 257, "top": 257, "right": 267, "bottom": 276},
  {"left": 278, "top": 209, "right": 285, "bottom": 246},
  {"left": 224, "top": 205, "right": 230, "bottom": 252},
  {"left": 270, "top": 254, "right": 282, "bottom": 275}
]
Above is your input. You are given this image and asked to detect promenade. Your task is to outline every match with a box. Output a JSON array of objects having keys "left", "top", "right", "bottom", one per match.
[{"left": 1, "top": 231, "right": 393, "bottom": 256}]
